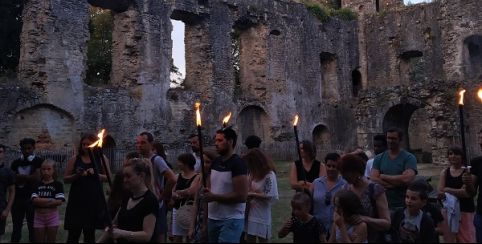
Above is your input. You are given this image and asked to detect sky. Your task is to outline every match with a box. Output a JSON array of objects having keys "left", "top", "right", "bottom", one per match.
[{"left": 171, "top": 0, "right": 433, "bottom": 81}]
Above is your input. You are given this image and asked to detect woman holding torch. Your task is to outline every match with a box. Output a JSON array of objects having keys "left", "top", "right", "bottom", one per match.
[{"left": 63, "top": 134, "right": 110, "bottom": 243}]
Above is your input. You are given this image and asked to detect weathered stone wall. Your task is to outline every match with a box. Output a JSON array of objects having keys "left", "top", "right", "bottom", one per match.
[
  {"left": 356, "top": 0, "right": 482, "bottom": 165},
  {"left": 1, "top": 0, "right": 481, "bottom": 165}
]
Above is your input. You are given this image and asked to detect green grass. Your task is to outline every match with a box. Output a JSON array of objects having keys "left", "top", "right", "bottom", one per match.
[{"left": 1, "top": 162, "right": 443, "bottom": 243}]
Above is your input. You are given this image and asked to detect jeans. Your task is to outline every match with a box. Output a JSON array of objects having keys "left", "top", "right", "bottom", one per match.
[
  {"left": 208, "top": 218, "right": 244, "bottom": 243},
  {"left": 474, "top": 213, "right": 482, "bottom": 243},
  {"left": 10, "top": 197, "right": 34, "bottom": 243}
]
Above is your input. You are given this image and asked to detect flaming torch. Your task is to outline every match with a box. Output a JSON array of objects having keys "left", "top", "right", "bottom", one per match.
[
  {"left": 195, "top": 102, "right": 206, "bottom": 187},
  {"left": 222, "top": 112, "right": 232, "bottom": 129},
  {"left": 458, "top": 90, "right": 469, "bottom": 167},
  {"left": 293, "top": 114, "right": 306, "bottom": 183},
  {"left": 87, "top": 128, "right": 113, "bottom": 228},
  {"left": 478, "top": 88, "right": 482, "bottom": 103},
  {"left": 88, "top": 129, "right": 112, "bottom": 187}
]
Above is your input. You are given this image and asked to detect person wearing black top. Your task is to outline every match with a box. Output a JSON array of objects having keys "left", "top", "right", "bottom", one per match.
[
  {"left": 290, "top": 140, "right": 326, "bottom": 192},
  {"left": 98, "top": 158, "right": 158, "bottom": 243},
  {"left": 10, "top": 138, "right": 42, "bottom": 243},
  {"left": 63, "top": 134, "right": 110, "bottom": 243},
  {"left": 438, "top": 147, "right": 476, "bottom": 243}
]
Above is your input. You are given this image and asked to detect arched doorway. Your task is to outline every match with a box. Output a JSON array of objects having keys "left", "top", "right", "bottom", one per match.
[
  {"left": 408, "top": 108, "right": 432, "bottom": 163},
  {"left": 237, "top": 105, "right": 271, "bottom": 149},
  {"left": 312, "top": 124, "right": 331, "bottom": 161},
  {"left": 463, "top": 35, "right": 482, "bottom": 79},
  {"left": 382, "top": 103, "right": 419, "bottom": 150},
  {"left": 8, "top": 104, "right": 77, "bottom": 150}
]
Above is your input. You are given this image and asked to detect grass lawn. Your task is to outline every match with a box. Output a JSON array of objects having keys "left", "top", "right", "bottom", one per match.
[{"left": 1, "top": 161, "right": 443, "bottom": 243}]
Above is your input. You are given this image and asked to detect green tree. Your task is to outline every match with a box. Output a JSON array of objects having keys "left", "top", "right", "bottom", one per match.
[{"left": 86, "top": 7, "right": 113, "bottom": 85}]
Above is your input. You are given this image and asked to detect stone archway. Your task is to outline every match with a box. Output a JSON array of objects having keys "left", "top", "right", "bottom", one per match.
[
  {"left": 382, "top": 103, "right": 419, "bottom": 151},
  {"left": 408, "top": 108, "right": 432, "bottom": 163},
  {"left": 237, "top": 105, "right": 271, "bottom": 148},
  {"left": 8, "top": 104, "right": 77, "bottom": 150},
  {"left": 463, "top": 35, "right": 482, "bottom": 79},
  {"left": 312, "top": 124, "right": 331, "bottom": 162}
]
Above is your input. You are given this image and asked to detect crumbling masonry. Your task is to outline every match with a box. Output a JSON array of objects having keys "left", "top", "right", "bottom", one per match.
[{"left": 0, "top": 0, "right": 481, "bottom": 166}]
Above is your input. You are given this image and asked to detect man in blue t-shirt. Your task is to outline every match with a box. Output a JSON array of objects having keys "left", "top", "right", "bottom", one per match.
[
  {"left": 371, "top": 127, "right": 417, "bottom": 210},
  {"left": 137, "top": 132, "right": 176, "bottom": 242},
  {"left": 202, "top": 127, "right": 248, "bottom": 243}
]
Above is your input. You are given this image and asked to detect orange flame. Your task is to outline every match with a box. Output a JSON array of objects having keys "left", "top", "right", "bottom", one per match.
[
  {"left": 478, "top": 88, "right": 482, "bottom": 103},
  {"left": 222, "top": 112, "right": 232, "bottom": 125},
  {"left": 293, "top": 114, "right": 299, "bottom": 127},
  {"left": 195, "top": 102, "right": 202, "bottom": 126},
  {"left": 458, "top": 89, "right": 466, "bottom": 105},
  {"left": 88, "top": 129, "right": 106, "bottom": 148}
]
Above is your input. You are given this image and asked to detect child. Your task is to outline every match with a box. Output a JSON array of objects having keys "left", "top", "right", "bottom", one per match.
[
  {"left": 243, "top": 148, "right": 279, "bottom": 243},
  {"left": 391, "top": 181, "right": 439, "bottom": 243},
  {"left": 278, "top": 192, "right": 326, "bottom": 243},
  {"left": 328, "top": 190, "right": 367, "bottom": 243},
  {"left": 31, "top": 160, "right": 65, "bottom": 243}
]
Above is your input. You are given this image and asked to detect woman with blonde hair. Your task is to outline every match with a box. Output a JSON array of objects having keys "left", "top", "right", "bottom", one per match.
[{"left": 98, "top": 158, "right": 158, "bottom": 242}]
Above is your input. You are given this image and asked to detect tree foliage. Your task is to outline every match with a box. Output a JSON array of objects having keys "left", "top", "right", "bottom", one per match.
[
  {"left": 86, "top": 7, "right": 113, "bottom": 85},
  {"left": 0, "top": 0, "right": 23, "bottom": 78}
]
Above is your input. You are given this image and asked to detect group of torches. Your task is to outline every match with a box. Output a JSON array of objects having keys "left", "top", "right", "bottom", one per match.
[{"left": 85, "top": 87, "right": 481, "bottom": 228}]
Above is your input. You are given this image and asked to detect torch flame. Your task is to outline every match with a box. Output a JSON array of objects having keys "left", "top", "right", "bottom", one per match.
[
  {"left": 222, "top": 112, "right": 232, "bottom": 125},
  {"left": 195, "top": 102, "right": 202, "bottom": 126},
  {"left": 478, "top": 88, "right": 482, "bottom": 103},
  {"left": 293, "top": 114, "right": 299, "bottom": 126},
  {"left": 88, "top": 129, "right": 106, "bottom": 148},
  {"left": 458, "top": 89, "right": 466, "bottom": 105}
]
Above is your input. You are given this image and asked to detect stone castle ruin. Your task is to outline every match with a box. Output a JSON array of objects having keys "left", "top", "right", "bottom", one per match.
[{"left": 0, "top": 0, "right": 481, "bottom": 166}]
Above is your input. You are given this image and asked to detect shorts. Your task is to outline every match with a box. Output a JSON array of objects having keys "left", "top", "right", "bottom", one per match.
[
  {"left": 34, "top": 210, "right": 60, "bottom": 228},
  {"left": 245, "top": 221, "right": 271, "bottom": 239},
  {"left": 171, "top": 208, "right": 187, "bottom": 236}
]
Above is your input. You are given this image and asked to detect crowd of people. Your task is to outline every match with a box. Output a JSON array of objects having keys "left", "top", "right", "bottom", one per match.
[{"left": 0, "top": 127, "right": 481, "bottom": 243}]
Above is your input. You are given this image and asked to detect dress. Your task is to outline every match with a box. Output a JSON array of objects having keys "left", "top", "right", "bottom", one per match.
[
  {"left": 64, "top": 156, "right": 105, "bottom": 230},
  {"left": 245, "top": 171, "right": 279, "bottom": 239}
]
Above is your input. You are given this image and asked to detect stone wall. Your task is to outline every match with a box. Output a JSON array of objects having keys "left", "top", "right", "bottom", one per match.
[{"left": 0, "top": 0, "right": 481, "bottom": 165}]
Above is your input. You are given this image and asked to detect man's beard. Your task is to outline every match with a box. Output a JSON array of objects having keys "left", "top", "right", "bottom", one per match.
[{"left": 217, "top": 147, "right": 228, "bottom": 156}]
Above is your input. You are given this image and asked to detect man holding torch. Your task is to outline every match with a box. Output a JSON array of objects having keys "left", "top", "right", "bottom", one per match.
[{"left": 202, "top": 127, "right": 248, "bottom": 243}]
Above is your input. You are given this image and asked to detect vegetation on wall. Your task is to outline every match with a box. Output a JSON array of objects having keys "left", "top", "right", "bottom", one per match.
[
  {"left": 86, "top": 7, "right": 113, "bottom": 85},
  {"left": 304, "top": 2, "right": 357, "bottom": 22},
  {"left": 0, "top": 0, "right": 23, "bottom": 78}
]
